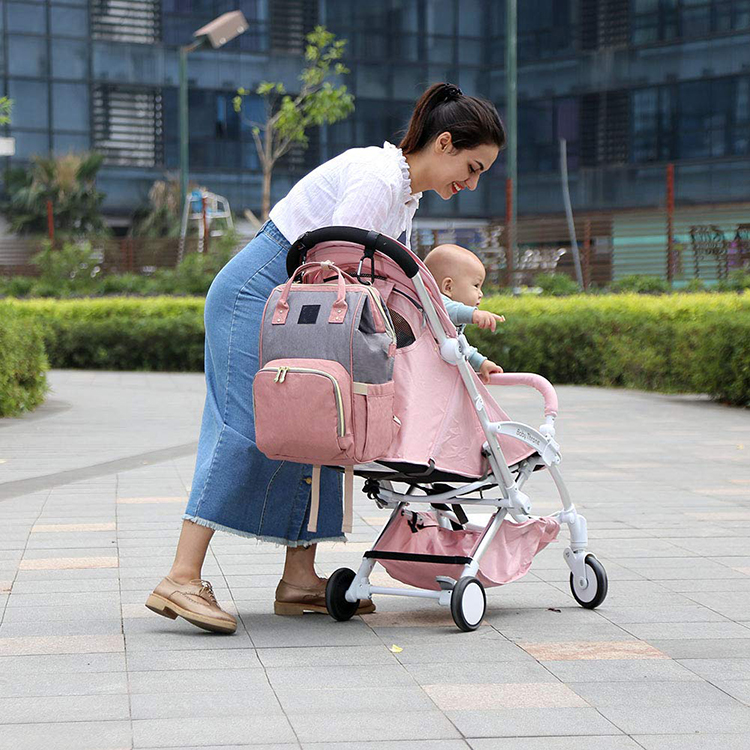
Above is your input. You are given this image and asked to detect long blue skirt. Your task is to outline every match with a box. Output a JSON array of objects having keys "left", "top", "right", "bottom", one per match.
[{"left": 183, "top": 220, "right": 344, "bottom": 546}]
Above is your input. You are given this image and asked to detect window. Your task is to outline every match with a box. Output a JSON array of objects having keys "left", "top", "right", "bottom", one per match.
[
  {"left": 518, "top": 0, "right": 575, "bottom": 61},
  {"left": 632, "top": 0, "right": 750, "bottom": 44},
  {"left": 93, "top": 85, "right": 164, "bottom": 167},
  {"left": 632, "top": 86, "right": 674, "bottom": 162},
  {"left": 91, "top": 0, "right": 161, "bottom": 44},
  {"left": 519, "top": 98, "right": 579, "bottom": 174}
]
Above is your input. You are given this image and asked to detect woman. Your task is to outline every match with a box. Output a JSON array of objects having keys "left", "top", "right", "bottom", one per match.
[{"left": 146, "top": 82, "right": 505, "bottom": 633}]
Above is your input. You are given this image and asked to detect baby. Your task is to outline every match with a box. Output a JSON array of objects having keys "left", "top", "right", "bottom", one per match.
[{"left": 424, "top": 244, "right": 505, "bottom": 384}]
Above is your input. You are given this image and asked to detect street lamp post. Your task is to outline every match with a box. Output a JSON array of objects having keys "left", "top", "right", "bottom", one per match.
[
  {"left": 179, "top": 11, "right": 249, "bottom": 215},
  {"left": 505, "top": 0, "right": 518, "bottom": 291}
]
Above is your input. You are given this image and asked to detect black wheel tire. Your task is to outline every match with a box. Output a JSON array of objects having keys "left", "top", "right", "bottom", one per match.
[
  {"left": 569, "top": 554, "right": 608, "bottom": 609},
  {"left": 450, "top": 576, "right": 486, "bottom": 632},
  {"left": 326, "top": 567, "right": 359, "bottom": 621}
]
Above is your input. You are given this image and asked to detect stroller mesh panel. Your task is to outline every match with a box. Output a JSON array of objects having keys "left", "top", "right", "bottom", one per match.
[{"left": 389, "top": 308, "right": 416, "bottom": 349}]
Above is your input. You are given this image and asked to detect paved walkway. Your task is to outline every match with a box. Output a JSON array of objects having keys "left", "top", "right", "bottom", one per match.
[{"left": 1, "top": 370, "right": 749, "bottom": 750}]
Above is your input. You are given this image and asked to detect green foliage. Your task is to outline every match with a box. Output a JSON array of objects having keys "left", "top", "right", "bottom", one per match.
[
  {"left": 608, "top": 274, "right": 671, "bottom": 294},
  {"left": 2, "top": 152, "right": 108, "bottom": 236},
  {"left": 234, "top": 25, "right": 355, "bottom": 216},
  {"left": 0, "top": 303, "right": 48, "bottom": 417},
  {"left": 716, "top": 269, "right": 750, "bottom": 292},
  {"left": 130, "top": 173, "right": 185, "bottom": 238},
  {"left": 0, "top": 96, "right": 13, "bottom": 125},
  {"left": 8, "top": 297, "right": 205, "bottom": 371},
  {"left": 469, "top": 292, "right": 750, "bottom": 406},
  {"left": 31, "top": 239, "right": 101, "bottom": 294},
  {"left": 533, "top": 272, "right": 581, "bottom": 296}
]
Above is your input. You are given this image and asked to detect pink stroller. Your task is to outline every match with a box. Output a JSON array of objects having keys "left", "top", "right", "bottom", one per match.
[{"left": 286, "top": 227, "right": 608, "bottom": 631}]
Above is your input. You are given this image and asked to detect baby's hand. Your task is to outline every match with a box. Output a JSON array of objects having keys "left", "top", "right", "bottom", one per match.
[
  {"left": 472, "top": 309, "right": 505, "bottom": 331},
  {"left": 479, "top": 359, "right": 504, "bottom": 384}
]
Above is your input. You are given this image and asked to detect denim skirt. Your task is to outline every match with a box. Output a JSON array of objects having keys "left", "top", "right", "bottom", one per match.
[{"left": 183, "top": 220, "right": 344, "bottom": 546}]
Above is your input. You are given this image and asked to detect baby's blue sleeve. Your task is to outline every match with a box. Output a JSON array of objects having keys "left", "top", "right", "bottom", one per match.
[
  {"left": 441, "top": 295, "right": 476, "bottom": 326},
  {"left": 467, "top": 348, "right": 487, "bottom": 372}
]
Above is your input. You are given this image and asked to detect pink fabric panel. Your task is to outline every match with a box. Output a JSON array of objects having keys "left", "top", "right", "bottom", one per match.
[
  {"left": 374, "top": 510, "right": 560, "bottom": 590},
  {"left": 303, "top": 241, "right": 535, "bottom": 476}
]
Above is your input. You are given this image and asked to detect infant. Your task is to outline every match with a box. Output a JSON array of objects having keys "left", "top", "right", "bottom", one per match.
[{"left": 424, "top": 244, "right": 505, "bottom": 384}]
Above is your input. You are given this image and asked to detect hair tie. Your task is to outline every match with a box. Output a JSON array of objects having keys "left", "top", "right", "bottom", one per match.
[{"left": 443, "top": 84, "right": 463, "bottom": 102}]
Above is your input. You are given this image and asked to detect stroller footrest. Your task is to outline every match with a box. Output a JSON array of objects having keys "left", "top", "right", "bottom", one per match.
[{"left": 365, "top": 550, "right": 473, "bottom": 565}]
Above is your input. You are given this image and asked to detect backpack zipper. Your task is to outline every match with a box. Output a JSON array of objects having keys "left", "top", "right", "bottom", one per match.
[{"left": 267, "top": 365, "right": 344, "bottom": 436}]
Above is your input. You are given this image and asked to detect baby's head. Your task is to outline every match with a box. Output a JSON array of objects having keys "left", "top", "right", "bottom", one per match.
[{"left": 424, "top": 244, "right": 486, "bottom": 307}]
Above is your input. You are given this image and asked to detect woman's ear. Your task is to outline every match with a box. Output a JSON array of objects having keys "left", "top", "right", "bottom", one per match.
[{"left": 435, "top": 131, "right": 454, "bottom": 154}]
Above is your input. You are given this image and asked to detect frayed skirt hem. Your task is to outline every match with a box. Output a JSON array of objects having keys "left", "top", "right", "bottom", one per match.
[{"left": 182, "top": 514, "right": 347, "bottom": 548}]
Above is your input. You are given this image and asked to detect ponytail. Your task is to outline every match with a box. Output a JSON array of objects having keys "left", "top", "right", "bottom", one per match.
[{"left": 399, "top": 82, "right": 506, "bottom": 154}]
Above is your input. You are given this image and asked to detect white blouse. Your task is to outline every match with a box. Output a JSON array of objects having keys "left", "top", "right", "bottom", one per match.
[{"left": 269, "top": 142, "right": 422, "bottom": 249}]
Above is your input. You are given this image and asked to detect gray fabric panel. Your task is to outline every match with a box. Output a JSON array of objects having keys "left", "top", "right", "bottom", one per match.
[{"left": 261, "top": 285, "right": 394, "bottom": 383}]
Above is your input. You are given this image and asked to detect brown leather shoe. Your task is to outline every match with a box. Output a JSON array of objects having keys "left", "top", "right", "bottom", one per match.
[
  {"left": 274, "top": 578, "right": 376, "bottom": 616},
  {"left": 146, "top": 577, "right": 237, "bottom": 634}
]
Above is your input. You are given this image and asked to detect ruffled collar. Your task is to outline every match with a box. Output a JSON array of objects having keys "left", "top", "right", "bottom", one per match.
[{"left": 383, "top": 141, "right": 422, "bottom": 207}]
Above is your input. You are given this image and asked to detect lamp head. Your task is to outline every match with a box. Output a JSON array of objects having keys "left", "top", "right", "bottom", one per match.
[{"left": 193, "top": 11, "right": 249, "bottom": 49}]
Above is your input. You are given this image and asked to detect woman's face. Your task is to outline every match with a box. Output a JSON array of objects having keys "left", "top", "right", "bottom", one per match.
[{"left": 427, "top": 132, "right": 499, "bottom": 201}]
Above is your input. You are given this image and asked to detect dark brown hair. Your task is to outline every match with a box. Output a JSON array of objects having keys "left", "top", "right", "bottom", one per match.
[{"left": 399, "top": 82, "right": 506, "bottom": 155}]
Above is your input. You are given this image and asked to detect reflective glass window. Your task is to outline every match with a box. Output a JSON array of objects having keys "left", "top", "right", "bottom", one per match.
[
  {"left": 426, "top": 0, "right": 456, "bottom": 35},
  {"left": 53, "top": 133, "right": 90, "bottom": 153},
  {"left": 8, "top": 37, "right": 48, "bottom": 77},
  {"left": 51, "top": 39, "right": 88, "bottom": 80},
  {"left": 8, "top": 79, "right": 49, "bottom": 129},
  {"left": 50, "top": 7, "right": 89, "bottom": 37},
  {"left": 53, "top": 83, "right": 90, "bottom": 131},
  {"left": 8, "top": 2, "right": 46, "bottom": 33},
  {"left": 12, "top": 130, "right": 50, "bottom": 158}
]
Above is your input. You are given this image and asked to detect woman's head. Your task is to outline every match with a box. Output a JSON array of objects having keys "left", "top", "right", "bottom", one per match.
[{"left": 400, "top": 83, "right": 505, "bottom": 200}]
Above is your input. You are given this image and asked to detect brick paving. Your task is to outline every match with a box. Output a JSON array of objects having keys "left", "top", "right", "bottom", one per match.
[{"left": 1, "top": 370, "right": 749, "bottom": 749}]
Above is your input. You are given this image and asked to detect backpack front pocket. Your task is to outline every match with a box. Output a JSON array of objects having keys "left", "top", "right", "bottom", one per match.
[
  {"left": 352, "top": 380, "right": 399, "bottom": 462},
  {"left": 253, "top": 358, "right": 353, "bottom": 464}
]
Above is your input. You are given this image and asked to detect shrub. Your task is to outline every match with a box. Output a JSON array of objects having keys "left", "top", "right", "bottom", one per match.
[
  {"left": 0, "top": 303, "right": 48, "bottom": 416},
  {"left": 472, "top": 292, "right": 750, "bottom": 406},
  {"left": 533, "top": 272, "right": 581, "bottom": 297},
  {"left": 717, "top": 269, "right": 750, "bottom": 293},
  {"left": 608, "top": 275, "right": 671, "bottom": 294}
]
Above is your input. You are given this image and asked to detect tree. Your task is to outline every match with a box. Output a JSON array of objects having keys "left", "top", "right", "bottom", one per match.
[
  {"left": 2, "top": 151, "right": 108, "bottom": 236},
  {"left": 130, "top": 172, "right": 192, "bottom": 238},
  {"left": 233, "top": 26, "right": 354, "bottom": 219},
  {"left": 0, "top": 97, "right": 13, "bottom": 125}
]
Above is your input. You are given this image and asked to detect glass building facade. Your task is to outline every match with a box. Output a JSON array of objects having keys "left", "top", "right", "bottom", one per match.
[{"left": 1, "top": 0, "right": 749, "bottom": 229}]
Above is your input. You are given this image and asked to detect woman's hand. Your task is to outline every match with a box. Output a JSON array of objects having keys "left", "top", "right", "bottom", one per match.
[
  {"left": 479, "top": 359, "right": 504, "bottom": 383},
  {"left": 472, "top": 309, "right": 505, "bottom": 331}
]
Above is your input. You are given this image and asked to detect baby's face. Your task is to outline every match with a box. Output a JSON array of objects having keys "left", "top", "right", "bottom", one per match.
[{"left": 449, "top": 261, "right": 486, "bottom": 308}]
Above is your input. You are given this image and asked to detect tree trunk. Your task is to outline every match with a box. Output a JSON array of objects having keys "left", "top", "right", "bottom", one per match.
[{"left": 261, "top": 166, "right": 272, "bottom": 221}]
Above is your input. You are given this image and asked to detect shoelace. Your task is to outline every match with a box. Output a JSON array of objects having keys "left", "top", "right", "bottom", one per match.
[{"left": 197, "top": 579, "right": 218, "bottom": 605}]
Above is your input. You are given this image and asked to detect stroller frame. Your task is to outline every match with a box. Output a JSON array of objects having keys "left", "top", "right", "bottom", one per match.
[{"left": 287, "top": 227, "right": 608, "bottom": 631}]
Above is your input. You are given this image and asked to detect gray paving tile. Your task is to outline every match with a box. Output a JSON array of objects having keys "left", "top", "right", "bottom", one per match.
[
  {"left": 402, "top": 659, "right": 559, "bottom": 685},
  {"left": 303, "top": 742, "right": 469, "bottom": 750},
  {"left": 266, "top": 664, "right": 414, "bottom": 690},
  {"left": 257, "top": 644, "right": 396, "bottom": 668},
  {"left": 0, "top": 652, "right": 126, "bottom": 675},
  {"left": 0, "top": 693, "right": 131, "bottom": 723},
  {"left": 468, "top": 738, "right": 641, "bottom": 750},
  {"left": 287, "top": 711, "right": 461, "bottom": 743},
  {"left": 633, "top": 734, "right": 750, "bottom": 750},
  {"left": 649, "top": 639, "right": 750, "bottom": 659},
  {"left": 596, "top": 705, "right": 750, "bottom": 734},
  {"left": 447, "top": 707, "right": 621, "bottom": 737},
  {"left": 132, "top": 716, "right": 298, "bottom": 748},
  {"left": 541, "top": 658, "right": 702, "bottom": 682},
  {"left": 130, "top": 688, "right": 283, "bottom": 719},
  {"left": 0, "top": 670, "right": 128, "bottom": 698},
  {"left": 126, "top": 648, "right": 262, "bottom": 672},
  {"left": 0, "top": 720, "right": 132, "bottom": 750},
  {"left": 677, "top": 658, "right": 750, "bottom": 682},
  {"left": 568, "top": 679, "right": 739, "bottom": 707},
  {"left": 128, "top": 667, "right": 271, "bottom": 694},
  {"left": 274, "top": 685, "right": 436, "bottom": 715}
]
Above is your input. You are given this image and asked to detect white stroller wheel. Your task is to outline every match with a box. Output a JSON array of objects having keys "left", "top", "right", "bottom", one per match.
[
  {"left": 569, "top": 554, "right": 608, "bottom": 609},
  {"left": 450, "top": 577, "right": 486, "bottom": 632}
]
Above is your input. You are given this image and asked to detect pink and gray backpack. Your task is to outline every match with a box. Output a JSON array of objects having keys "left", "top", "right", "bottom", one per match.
[{"left": 253, "top": 260, "right": 401, "bottom": 533}]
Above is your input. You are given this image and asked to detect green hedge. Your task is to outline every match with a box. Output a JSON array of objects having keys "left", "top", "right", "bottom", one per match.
[
  {"left": 471, "top": 292, "right": 750, "bottom": 406},
  {"left": 6, "top": 292, "right": 750, "bottom": 406},
  {"left": 0, "top": 303, "right": 49, "bottom": 417}
]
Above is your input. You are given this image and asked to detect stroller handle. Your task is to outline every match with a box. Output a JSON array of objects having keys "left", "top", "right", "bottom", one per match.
[
  {"left": 287, "top": 226, "right": 420, "bottom": 279},
  {"left": 488, "top": 372, "right": 559, "bottom": 418}
]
